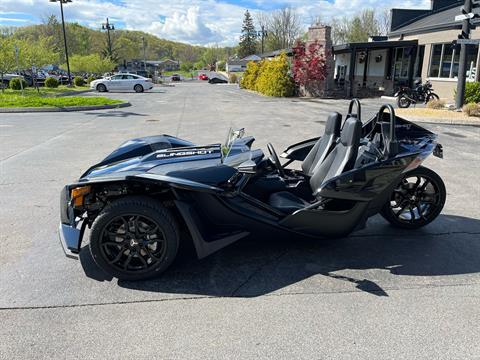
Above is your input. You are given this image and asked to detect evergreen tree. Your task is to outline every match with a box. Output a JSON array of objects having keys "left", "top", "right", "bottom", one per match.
[{"left": 238, "top": 10, "right": 257, "bottom": 58}]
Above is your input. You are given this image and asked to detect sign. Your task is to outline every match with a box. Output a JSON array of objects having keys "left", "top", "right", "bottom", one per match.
[
  {"left": 457, "top": 38, "right": 480, "bottom": 44},
  {"left": 455, "top": 12, "right": 476, "bottom": 21}
]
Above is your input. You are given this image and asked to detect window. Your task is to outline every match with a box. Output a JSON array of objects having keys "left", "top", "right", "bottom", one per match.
[
  {"left": 429, "top": 43, "right": 479, "bottom": 79},
  {"left": 392, "top": 47, "right": 411, "bottom": 79},
  {"left": 415, "top": 45, "right": 425, "bottom": 78}
]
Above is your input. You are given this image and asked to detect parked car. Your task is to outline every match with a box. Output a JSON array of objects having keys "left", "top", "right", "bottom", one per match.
[
  {"left": 209, "top": 77, "right": 228, "bottom": 84},
  {"left": 198, "top": 73, "right": 209, "bottom": 81},
  {"left": 59, "top": 100, "right": 446, "bottom": 280},
  {"left": 171, "top": 74, "right": 181, "bottom": 81},
  {"left": 90, "top": 73, "right": 154, "bottom": 93}
]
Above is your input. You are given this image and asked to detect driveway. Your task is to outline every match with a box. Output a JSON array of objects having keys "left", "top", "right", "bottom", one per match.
[{"left": 1, "top": 83, "right": 479, "bottom": 359}]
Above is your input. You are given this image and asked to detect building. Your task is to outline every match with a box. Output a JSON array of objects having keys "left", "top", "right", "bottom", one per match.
[
  {"left": 333, "top": 0, "right": 480, "bottom": 100},
  {"left": 119, "top": 59, "right": 180, "bottom": 74}
]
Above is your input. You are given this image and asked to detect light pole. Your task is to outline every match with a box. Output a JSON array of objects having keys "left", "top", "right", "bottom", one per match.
[
  {"left": 141, "top": 36, "right": 147, "bottom": 72},
  {"left": 102, "top": 18, "right": 115, "bottom": 59},
  {"left": 257, "top": 25, "right": 268, "bottom": 54},
  {"left": 49, "top": 0, "right": 72, "bottom": 86}
]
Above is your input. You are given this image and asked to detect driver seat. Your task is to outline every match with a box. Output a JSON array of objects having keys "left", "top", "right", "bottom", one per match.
[
  {"left": 270, "top": 118, "right": 362, "bottom": 214},
  {"left": 301, "top": 112, "right": 342, "bottom": 176}
]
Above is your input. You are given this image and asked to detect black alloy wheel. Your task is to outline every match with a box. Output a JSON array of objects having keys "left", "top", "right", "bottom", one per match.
[
  {"left": 381, "top": 166, "right": 446, "bottom": 229},
  {"left": 397, "top": 95, "right": 411, "bottom": 108},
  {"left": 89, "top": 196, "right": 179, "bottom": 280}
]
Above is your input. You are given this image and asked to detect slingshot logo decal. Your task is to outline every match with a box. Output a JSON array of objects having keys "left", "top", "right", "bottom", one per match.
[{"left": 156, "top": 148, "right": 217, "bottom": 158}]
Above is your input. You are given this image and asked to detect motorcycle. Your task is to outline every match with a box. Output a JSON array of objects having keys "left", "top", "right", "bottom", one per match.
[{"left": 395, "top": 80, "right": 439, "bottom": 108}]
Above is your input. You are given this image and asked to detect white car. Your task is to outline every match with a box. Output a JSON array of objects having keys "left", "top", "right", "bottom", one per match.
[{"left": 91, "top": 73, "right": 153, "bottom": 93}]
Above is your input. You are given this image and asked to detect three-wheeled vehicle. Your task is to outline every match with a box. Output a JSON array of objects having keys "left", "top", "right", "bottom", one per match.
[{"left": 59, "top": 100, "right": 446, "bottom": 280}]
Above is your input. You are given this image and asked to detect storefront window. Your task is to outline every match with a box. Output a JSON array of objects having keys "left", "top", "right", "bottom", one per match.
[
  {"left": 415, "top": 45, "right": 425, "bottom": 78},
  {"left": 392, "top": 47, "right": 411, "bottom": 79},
  {"left": 429, "top": 44, "right": 442, "bottom": 77},
  {"left": 429, "top": 43, "right": 479, "bottom": 79}
]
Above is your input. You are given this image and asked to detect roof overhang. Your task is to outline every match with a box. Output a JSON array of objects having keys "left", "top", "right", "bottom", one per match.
[{"left": 333, "top": 40, "right": 418, "bottom": 54}]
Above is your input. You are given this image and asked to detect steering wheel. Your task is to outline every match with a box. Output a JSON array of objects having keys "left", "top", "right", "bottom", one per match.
[{"left": 267, "top": 143, "right": 285, "bottom": 178}]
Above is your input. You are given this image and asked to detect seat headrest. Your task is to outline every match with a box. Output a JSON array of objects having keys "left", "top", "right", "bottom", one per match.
[
  {"left": 340, "top": 118, "right": 361, "bottom": 147},
  {"left": 324, "top": 112, "right": 342, "bottom": 137}
]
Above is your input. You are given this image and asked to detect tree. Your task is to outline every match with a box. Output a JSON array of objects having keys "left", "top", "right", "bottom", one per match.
[
  {"left": 0, "top": 37, "right": 16, "bottom": 92},
  {"left": 292, "top": 40, "right": 327, "bottom": 86},
  {"left": 330, "top": 9, "right": 381, "bottom": 44},
  {"left": 238, "top": 10, "right": 257, "bottom": 58},
  {"left": 68, "top": 54, "right": 115, "bottom": 74},
  {"left": 263, "top": 7, "right": 302, "bottom": 51},
  {"left": 378, "top": 8, "right": 392, "bottom": 36}
]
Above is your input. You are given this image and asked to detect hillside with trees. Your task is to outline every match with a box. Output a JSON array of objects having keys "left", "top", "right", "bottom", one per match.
[{"left": 0, "top": 15, "right": 237, "bottom": 73}]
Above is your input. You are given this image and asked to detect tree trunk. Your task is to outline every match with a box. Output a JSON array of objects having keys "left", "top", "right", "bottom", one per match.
[{"left": 1, "top": 73, "right": 4, "bottom": 93}]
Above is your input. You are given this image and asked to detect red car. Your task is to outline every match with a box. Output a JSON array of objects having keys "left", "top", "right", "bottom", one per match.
[{"left": 198, "top": 73, "right": 209, "bottom": 81}]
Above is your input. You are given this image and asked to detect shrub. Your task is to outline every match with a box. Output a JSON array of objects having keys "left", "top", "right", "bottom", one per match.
[
  {"left": 9, "top": 77, "right": 27, "bottom": 90},
  {"left": 229, "top": 73, "right": 238, "bottom": 84},
  {"left": 86, "top": 76, "right": 96, "bottom": 84},
  {"left": 464, "top": 81, "right": 480, "bottom": 104},
  {"left": 255, "top": 54, "right": 294, "bottom": 97},
  {"left": 45, "top": 77, "right": 59, "bottom": 88},
  {"left": 426, "top": 99, "right": 445, "bottom": 109},
  {"left": 73, "top": 76, "right": 85, "bottom": 87},
  {"left": 240, "top": 61, "right": 261, "bottom": 90},
  {"left": 462, "top": 102, "right": 480, "bottom": 117}
]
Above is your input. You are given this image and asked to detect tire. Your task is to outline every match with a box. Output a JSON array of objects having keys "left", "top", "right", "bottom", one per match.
[
  {"left": 96, "top": 84, "right": 107, "bottom": 92},
  {"left": 89, "top": 196, "right": 179, "bottom": 281},
  {"left": 134, "top": 84, "right": 144, "bottom": 93},
  {"left": 397, "top": 95, "right": 411, "bottom": 108},
  {"left": 380, "top": 166, "right": 446, "bottom": 229},
  {"left": 426, "top": 93, "right": 439, "bottom": 103}
]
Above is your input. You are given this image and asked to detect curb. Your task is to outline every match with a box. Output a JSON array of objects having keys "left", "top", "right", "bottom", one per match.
[
  {"left": 394, "top": 116, "right": 480, "bottom": 127},
  {"left": 57, "top": 89, "right": 93, "bottom": 96},
  {"left": 0, "top": 102, "right": 131, "bottom": 113}
]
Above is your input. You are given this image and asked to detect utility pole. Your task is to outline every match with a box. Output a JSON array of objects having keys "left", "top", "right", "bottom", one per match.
[
  {"left": 455, "top": 0, "right": 473, "bottom": 109},
  {"left": 102, "top": 18, "right": 115, "bottom": 59},
  {"left": 141, "top": 36, "right": 147, "bottom": 72},
  {"left": 257, "top": 25, "right": 268, "bottom": 54},
  {"left": 49, "top": 0, "right": 72, "bottom": 86}
]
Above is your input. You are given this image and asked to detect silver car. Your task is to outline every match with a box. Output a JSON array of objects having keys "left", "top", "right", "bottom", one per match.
[{"left": 91, "top": 73, "right": 153, "bottom": 93}]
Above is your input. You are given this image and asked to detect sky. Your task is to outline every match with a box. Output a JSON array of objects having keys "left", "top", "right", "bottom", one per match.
[{"left": 0, "top": 0, "right": 431, "bottom": 46}]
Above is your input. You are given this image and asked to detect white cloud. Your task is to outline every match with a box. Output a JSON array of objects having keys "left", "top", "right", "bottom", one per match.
[{"left": 0, "top": 0, "right": 433, "bottom": 45}]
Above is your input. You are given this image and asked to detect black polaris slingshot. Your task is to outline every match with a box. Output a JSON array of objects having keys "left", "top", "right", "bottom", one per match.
[{"left": 59, "top": 100, "right": 446, "bottom": 280}]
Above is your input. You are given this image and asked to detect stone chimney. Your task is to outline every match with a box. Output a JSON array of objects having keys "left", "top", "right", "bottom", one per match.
[{"left": 300, "top": 24, "right": 335, "bottom": 97}]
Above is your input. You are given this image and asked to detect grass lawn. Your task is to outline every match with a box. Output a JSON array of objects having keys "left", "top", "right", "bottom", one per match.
[
  {"left": 396, "top": 107, "right": 479, "bottom": 121},
  {"left": 1, "top": 86, "right": 90, "bottom": 97},
  {"left": 0, "top": 89, "right": 122, "bottom": 108},
  {"left": 163, "top": 70, "right": 195, "bottom": 78}
]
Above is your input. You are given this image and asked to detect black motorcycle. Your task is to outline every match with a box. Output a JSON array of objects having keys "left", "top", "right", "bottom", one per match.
[{"left": 395, "top": 80, "right": 439, "bottom": 108}]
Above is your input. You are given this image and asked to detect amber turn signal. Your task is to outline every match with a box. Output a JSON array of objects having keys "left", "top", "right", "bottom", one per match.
[{"left": 71, "top": 186, "right": 91, "bottom": 207}]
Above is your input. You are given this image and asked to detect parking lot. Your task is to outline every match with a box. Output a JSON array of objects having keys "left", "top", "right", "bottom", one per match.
[{"left": 1, "top": 83, "right": 479, "bottom": 359}]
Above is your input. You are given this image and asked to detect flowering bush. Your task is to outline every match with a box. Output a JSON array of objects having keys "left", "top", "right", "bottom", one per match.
[{"left": 292, "top": 40, "right": 328, "bottom": 96}]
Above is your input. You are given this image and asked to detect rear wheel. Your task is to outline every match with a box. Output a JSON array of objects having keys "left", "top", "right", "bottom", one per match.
[
  {"left": 380, "top": 166, "right": 446, "bottom": 229},
  {"left": 96, "top": 84, "right": 107, "bottom": 92},
  {"left": 89, "top": 196, "right": 179, "bottom": 280},
  {"left": 397, "top": 95, "right": 411, "bottom": 108},
  {"left": 134, "top": 84, "right": 144, "bottom": 93}
]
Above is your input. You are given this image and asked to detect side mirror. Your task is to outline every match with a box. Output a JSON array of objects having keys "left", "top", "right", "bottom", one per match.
[{"left": 237, "top": 160, "right": 257, "bottom": 174}]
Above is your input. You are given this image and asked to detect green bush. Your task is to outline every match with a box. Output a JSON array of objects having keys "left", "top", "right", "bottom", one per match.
[
  {"left": 9, "top": 77, "right": 27, "bottom": 90},
  {"left": 45, "top": 77, "right": 59, "bottom": 88},
  {"left": 229, "top": 73, "right": 238, "bottom": 84},
  {"left": 255, "top": 54, "right": 294, "bottom": 97},
  {"left": 73, "top": 76, "right": 85, "bottom": 87},
  {"left": 462, "top": 102, "right": 480, "bottom": 116},
  {"left": 240, "top": 61, "right": 261, "bottom": 90},
  {"left": 463, "top": 81, "right": 480, "bottom": 104},
  {"left": 86, "top": 76, "right": 96, "bottom": 84}
]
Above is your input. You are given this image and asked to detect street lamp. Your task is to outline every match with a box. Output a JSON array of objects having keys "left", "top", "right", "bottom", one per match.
[
  {"left": 257, "top": 25, "right": 268, "bottom": 54},
  {"left": 49, "top": 0, "right": 72, "bottom": 86},
  {"left": 141, "top": 36, "right": 147, "bottom": 72},
  {"left": 102, "top": 18, "right": 115, "bottom": 59}
]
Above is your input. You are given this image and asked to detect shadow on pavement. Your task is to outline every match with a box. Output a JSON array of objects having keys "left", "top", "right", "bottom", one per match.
[
  {"left": 79, "top": 214, "right": 480, "bottom": 297},
  {"left": 82, "top": 111, "right": 148, "bottom": 117}
]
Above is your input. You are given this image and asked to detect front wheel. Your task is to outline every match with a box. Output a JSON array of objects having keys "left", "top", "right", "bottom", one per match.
[
  {"left": 426, "top": 93, "right": 440, "bottom": 103},
  {"left": 397, "top": 94, "right": 411, "bottom": 108},
  {"left": 380, "top": 166, "right": 446, "bottom": 229},
  {"left": 89, "top": 196, "right": 179, "bottom": 281},
  {"left": 96, "top": 83, "right": 107, "bottom": 92}
]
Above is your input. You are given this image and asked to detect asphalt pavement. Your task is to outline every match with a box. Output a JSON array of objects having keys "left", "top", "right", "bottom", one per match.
[{"left": 0, "top": 83, "right": 479, "bottom": 359}]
